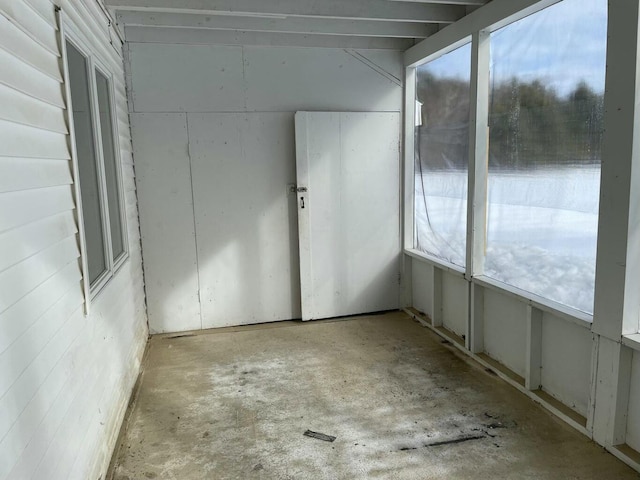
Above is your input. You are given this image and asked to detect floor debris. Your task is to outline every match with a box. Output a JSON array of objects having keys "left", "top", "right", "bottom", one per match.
[
  {"left": 425, "top": 434, "right": 486, "bottom": 447},
  {"left": 303, "top": 430, "right": 336, "bottom": 442}
]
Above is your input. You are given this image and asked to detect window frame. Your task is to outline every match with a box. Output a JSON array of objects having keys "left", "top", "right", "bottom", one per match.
[
  {"left": 412, "top": 41, "right": 473, "bottom": 269},
  {"left": 58, "top": 11, "right": 129, "bottom": 312},
  {"left": 403, "top": 36, "right": 472, "bottom": 269},
  {"left": 402, "top": 0, "right": 640, "bottom": 465},
  {"left": 403, "top": 0, "right": 603, "bottom": 322},
  {"left": 93, "top": 60, "right": 129, "bottom": 271}
]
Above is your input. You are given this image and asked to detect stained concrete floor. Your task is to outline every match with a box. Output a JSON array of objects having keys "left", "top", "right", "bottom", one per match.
[{"left": 109, "top": 311, "right": 640, "bottom": 479}]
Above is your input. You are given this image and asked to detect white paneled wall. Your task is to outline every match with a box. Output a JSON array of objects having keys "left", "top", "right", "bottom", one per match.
[
  {"left": 129, "top": 42, "right": 403, "bottom": 333},
  {"left": 127, "top": 43, "right": 403, "bottom": 114},
  {"left": 483, "top": 289, "right": 528, "bottom": 379},
  {"left": 0, "top": 1, "right": 147, "bottom": 479},
  {"left": 627, "top": 352, "right": 640, "bottom": 452},
  {"left": 411, "top": 260, "right": 433, "bottom": 317},
  {"left": 540, "top": 313, "right": 592, "bottom": 416},
  {"left": 127, "top": 44, "right": 246, "bottom": 113},
  {"left": 189, "top": 112, "right": 302, "bottom": 328},
  {"left": 441, "top": 272, "right": 468, "bottom": 339},
  {"left": 130, "top": 113, "right": 200, "bottom": 332},
  {"left": 409, "top": 261, "right": 594, "bottom": 421}
]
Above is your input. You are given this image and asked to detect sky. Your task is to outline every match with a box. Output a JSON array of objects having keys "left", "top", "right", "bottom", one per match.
[{"left": 419, "top": 0, "right": 607, "bottom": 97}]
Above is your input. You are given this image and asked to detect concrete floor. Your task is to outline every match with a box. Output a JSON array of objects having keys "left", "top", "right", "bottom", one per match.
[{"left": 109, "top": 311, "right": 639, "bottom": 479}]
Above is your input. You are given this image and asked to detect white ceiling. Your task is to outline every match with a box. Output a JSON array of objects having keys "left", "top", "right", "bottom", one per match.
[{"left": 105, "top": 0, "right": 491, "bottom": 49}]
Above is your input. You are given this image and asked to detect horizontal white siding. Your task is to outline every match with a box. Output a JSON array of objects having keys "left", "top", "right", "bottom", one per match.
[{"left": 0, "top": 1, "right": 148, "bottom": 480}]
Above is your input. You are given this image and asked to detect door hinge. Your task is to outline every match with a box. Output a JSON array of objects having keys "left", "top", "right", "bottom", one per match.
[{"left": 397, "top": 272, "right": 402, "bottom": 285}]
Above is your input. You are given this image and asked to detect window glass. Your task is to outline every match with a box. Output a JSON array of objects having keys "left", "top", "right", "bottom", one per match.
[
  {"left": 66, "top": 41, "right": 107, "bottom": 285},
  {"left": 96, "top": 70, "right": 125, "bottom": 261},
  {"left": 486, "top": 0, "right": 607, "bottom": 313},
  {"left": 414, "top": 43, "right": 471, "bottom": 267}
]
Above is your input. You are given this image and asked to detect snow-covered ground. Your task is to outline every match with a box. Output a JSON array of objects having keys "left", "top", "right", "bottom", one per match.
[{"left": 415, "top": 166, "right": 600, "bottom": 314}]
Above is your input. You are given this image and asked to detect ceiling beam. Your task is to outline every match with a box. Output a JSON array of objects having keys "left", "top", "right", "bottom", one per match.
[
  {"left": 405, "top": 0, "right": 558, "bottom": 66},
  {"left": 117, "top": 11, "right": 437, "bottom": 38},
  {"left": 124, "top": 26, "right": 416, "bottom": 50},
  {"left": 106, "top": 0, "right": 466, "bottom": 24}
]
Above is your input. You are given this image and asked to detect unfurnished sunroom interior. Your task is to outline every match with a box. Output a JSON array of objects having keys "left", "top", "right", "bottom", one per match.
[{"left": 2, "top": 0, "right": 640, "bottom": 478}]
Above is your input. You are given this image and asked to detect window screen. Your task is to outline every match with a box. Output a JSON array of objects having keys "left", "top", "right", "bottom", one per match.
[
  {"left": 485, "top": 0, "right": 607, "bottom": 314},
  {"left": 414, "top": 43, "right": 471, "bottom": 267}
]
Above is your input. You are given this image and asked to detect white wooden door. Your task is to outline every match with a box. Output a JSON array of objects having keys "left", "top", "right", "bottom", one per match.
[{"left": 295, "top": 112, "right": 401, "bottom": 321}]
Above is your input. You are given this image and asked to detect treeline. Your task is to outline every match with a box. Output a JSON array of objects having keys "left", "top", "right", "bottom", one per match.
[{"left": 416, "top": 73, "right": 604, "bottom": 170}]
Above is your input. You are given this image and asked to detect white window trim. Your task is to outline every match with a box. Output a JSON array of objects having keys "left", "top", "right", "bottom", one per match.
[
  {"left": 56, "top": 8, "right": 129, "bottom": 314},
  {"left": 93, "top": 59, "right": 130, "bottom": 273},
  {"left": 403, "top": 0, "right": 599, "bottom": 324},
  {"left": 404, "top": 248, "right": 594, "bottom": 329}
]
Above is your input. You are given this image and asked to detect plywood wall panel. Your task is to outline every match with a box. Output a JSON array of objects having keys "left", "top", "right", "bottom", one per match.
[
  {"left": 131, "top": 112, "right": 201, "bottom": 333},
  {"left": 541, "top": 313, "right": 592, "bottom": 416},
  {"left": 411, "top": 258, "right": 434, "bottom": 318},
  {"left": 128, "top": 43, "right": 245, "bottom": 112},
  {"left": 128, "top": 40, "right": 403, "bottom": 332},
  {"left": 243, "top": 46, "right": 402, "bottom": 112},
  {"left": 626, "top": 352, "right": 640, "bottom": 452},
  {"left": 483, "top": 288, "right": 527, "bottom": 378},
  {"left": 189, "top": 112, "right": 301, "bottom": 328},
  {"left": 442, "top": 272, "right": 468, "bottom": 338}
]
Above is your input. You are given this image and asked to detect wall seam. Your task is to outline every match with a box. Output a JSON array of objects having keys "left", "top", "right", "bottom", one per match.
[{"left": 184, "top": 113, "right": 203, "bottom": 330}]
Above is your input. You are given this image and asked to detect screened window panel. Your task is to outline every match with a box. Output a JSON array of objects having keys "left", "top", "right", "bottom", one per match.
[
  {"left": 66, "top": 42, "right": 107, "bottom": 286},
  {"left": 96, "top": 70, "right": 125, "bottom": 261},
  {"left": 414, "top": 43, "right": 471, "bottom": 267},
  {"left": 486, "top": 0, "right": 607, "bottom": 314}
]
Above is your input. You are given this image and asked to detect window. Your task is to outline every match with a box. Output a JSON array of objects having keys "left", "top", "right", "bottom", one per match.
[
  {"left": 414, "top": 43, "right": 471, "bottom": 267},
  {"left": 485, "top": 0, "right": 607, "bottom": 313},
  {"left": 96, "top": 70, "right": 126, "bottom": 262},
  {"left": 65, "top": 39, "right": 127, "bottom": 295}
]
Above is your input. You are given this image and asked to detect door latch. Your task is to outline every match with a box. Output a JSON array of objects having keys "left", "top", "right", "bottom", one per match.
[{"left": 287, "top": 185, "right": 308, "bottom": 195}]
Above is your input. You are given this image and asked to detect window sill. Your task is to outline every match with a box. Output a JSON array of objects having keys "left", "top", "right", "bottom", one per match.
[
  {"left": 622, "top": 333, "right": 640, "bottom": 352},
  {"left": 404, "top": 248, "right": 466, "bottom": 278},
  {"left": 403, "top": 248, "right": 594, "bottom": 330},
  {"left": 473, "top": 275, "right": 593, "bottom": 330},
  {"left": 87, "top": 253, "right": 130, "bottom": 312}
]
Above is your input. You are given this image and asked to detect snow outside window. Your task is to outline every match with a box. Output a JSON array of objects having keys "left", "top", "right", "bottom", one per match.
[
  {"left": 485, "top": 0, "right": 607, "bottom": 314},
  {"left": 414, "top": 43, "right": 471, "bottom": 267}
]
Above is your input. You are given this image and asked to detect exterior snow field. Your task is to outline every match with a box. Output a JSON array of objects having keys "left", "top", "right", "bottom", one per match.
[{"left": 415, "top": 166, "right": 600, "bottom": 314}]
